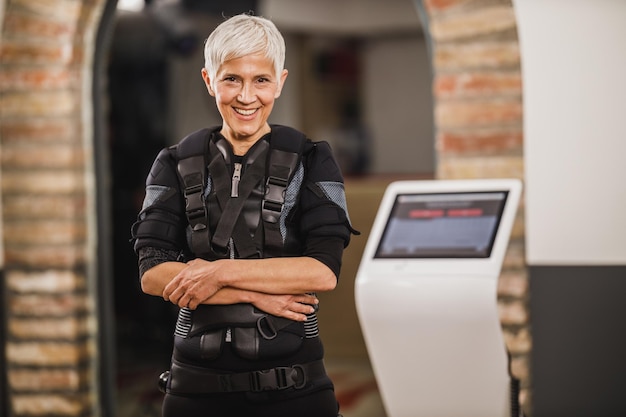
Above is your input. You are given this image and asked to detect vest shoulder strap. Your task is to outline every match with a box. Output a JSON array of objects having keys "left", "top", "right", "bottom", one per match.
[
  {"left": 261, "top": 126, "right": 307, "bottom": 258},
  {"left": 262, "top": 125, "right": 307, "bottom": 223},
  {"left": 176, "top": 128, "right": 215, "bottom": 257}
]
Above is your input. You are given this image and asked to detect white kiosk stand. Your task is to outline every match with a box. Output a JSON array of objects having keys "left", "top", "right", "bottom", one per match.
[{"left": 355, "top": 179, "right": 522, "bottom": 417}]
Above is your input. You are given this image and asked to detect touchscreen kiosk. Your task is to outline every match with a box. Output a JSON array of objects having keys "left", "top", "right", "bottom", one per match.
[{"left": 355, "top": 179, "right": 522, "bottom": 417}]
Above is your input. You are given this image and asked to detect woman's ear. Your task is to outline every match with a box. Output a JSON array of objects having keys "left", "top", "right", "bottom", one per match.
[
  {"left": 275, "top": 69, "right": 289, "bottom": 99},
  {"left": 201, "top": 68, "right": 215, "bottom": 96}
]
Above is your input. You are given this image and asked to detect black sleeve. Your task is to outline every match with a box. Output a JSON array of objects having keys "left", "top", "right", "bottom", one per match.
[
  {"left": 303, "top": 236, "right": 345, "bottom": 279},
  {"left": 297, "top": 141, "right": 360, "bottom": 278},
  {"left": 298, "top": 141, "right": 359, "bottom": 245},
  {"left": 130, "top": 146, "right": 190, "bottom": 254}
]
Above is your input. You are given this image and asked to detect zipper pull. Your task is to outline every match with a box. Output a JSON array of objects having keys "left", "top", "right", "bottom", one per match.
[{"left": 231, "top": 162, "right": 242, "bottom": 197}]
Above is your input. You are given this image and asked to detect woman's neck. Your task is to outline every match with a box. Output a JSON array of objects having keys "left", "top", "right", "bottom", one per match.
[{"left": 220, "top": 124, "right": 271, "bottom": 156}]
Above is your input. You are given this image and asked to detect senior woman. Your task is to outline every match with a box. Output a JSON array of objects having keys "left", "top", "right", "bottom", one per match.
[{"left": 131, "top": 13, "right": 358, "bottom": 417}]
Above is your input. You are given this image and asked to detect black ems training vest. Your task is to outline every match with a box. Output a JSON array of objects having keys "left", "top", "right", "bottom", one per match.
[
  {"left": 176, "top": 125, "right": 307, "bottom": 260},
  {"left": 172, "top": 126, "right": 311, "bottom": 365}
]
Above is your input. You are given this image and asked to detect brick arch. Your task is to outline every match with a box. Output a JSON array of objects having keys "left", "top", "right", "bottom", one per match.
[
  {"left": 0, "top": 0, "right": 530, "bottom": 415},
  {"left": 0, "top": 0, "right": 111, "bottom": 415}
]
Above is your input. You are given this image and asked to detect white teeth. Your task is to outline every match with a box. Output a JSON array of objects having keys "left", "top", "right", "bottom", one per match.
[{"left": 235, "top": 108, "right": 256, "bottom": 116}]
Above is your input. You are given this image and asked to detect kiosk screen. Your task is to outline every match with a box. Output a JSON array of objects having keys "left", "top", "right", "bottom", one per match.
[{"left": 375, "top": 191, "right": 508, "bottom": 258}]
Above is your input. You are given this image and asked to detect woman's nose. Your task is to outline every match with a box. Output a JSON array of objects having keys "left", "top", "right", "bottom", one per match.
[{"left": 237, "top": 83, "right": 254, "bottom": 103}]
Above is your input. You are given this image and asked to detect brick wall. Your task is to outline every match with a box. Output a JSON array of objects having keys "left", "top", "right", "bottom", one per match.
[
  {"left": 418, "top": 0, "right": 530, "bottom": 413},
  {"left": 0, "top": 0, "right": 107, "bottom": 415}
]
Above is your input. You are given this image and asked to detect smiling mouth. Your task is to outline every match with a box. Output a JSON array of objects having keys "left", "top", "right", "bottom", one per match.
[{"left": 234, "top": 108, "right": 258, "bottom": 116}]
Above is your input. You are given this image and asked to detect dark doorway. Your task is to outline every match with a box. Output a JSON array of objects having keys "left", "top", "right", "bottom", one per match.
[{"left": 107, "top": 8, "right": 176, "bottom": 416}]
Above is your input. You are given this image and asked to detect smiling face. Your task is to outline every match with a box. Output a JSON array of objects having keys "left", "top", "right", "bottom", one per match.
[{"left": 202, "top": 54, "right": 288, "bottom": 154}]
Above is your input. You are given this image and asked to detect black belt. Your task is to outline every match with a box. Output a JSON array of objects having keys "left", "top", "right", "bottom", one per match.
[{"left": 166, "top": 359, "right": 327, "bottom": 394}]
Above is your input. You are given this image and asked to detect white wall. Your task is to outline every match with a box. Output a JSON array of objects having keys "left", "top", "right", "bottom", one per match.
[{"left": 514, "top": 0, "right": 626, "bottom": 265}]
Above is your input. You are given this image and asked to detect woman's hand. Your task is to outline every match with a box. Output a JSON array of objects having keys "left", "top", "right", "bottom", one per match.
[
  {"left": 163, "top": 258, "right": 223, "bottom": 309},
  {"left": 252, "top": 293, "right": 319, "bottom": 322}
]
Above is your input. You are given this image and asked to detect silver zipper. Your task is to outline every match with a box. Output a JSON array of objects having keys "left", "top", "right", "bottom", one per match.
[{"left": 231, "top": 162, "right": 242, "bottom": 197}]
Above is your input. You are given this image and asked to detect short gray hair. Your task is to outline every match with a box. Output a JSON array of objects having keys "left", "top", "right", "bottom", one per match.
[{"left": 204, "top": 14, "right": 285, "bottom": 88}]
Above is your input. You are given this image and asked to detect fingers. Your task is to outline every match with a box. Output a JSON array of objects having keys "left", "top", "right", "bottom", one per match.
[
  {"left": 166, "top": 289, "right": 200, "bottom": 310},
  {"left": 162, "top": 268, "right": 194, "bottom": 308},
  {"left": 290, "top": 313, "right": 309, "bottom": 322},
  {"left": 295, "top": 293, "right": 318, "bottom": 306},
  {"left": 162, "top": 274, "right": 181, "bottom": 302},
  {"left": 163, "top": 286, "right": 190, "bottom": 309},
  {"left": 285, "top": 296, "right": 318, "bottom": 321},
  {"left": 163, "top": 258, "right": 203, "bottom": 301},
  {"left": 287, "top": 306, "right": 313, "bottom": 321},
  {"left": 295, "top": 301, "right": 316, "bottom": 315},
  {"left": 162, "top": 275, "right": 182, "bottom": 302},
  {"left": 162, "top": 263, "right": 218, "bottom": 310},
  {"left": 164, "top": 277, "right": 204, "bottom": 309}
]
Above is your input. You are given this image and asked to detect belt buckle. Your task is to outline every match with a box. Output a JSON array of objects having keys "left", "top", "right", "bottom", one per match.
[
  {"left": 292, "top": 364, "right": 307, "bottom": 389},
  {"left": 249, "top": 365, "right": 307, "bottom": 392},
  {"left": 250, "top": 369, "right": 278, "bottom": 392}
]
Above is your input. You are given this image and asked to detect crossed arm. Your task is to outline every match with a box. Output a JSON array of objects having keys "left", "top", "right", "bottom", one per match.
[{"left": 141, "top": 256, "right": 337, "bottom": 321}]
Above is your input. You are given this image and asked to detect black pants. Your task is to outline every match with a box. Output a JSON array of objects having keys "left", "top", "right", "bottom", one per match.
[{"left": 162, "top": 387, "right": 339, "bottom": 417}]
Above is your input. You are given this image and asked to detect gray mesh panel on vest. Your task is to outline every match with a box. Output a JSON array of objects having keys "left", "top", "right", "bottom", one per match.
[
  {"left": 317, "top": 181, "right": 351, "bottom": 222},
  {"left": 203, "top": 176, "right": 213, "bottom": 199},
  {"left": 279, "top": 163, "right": 304, "bottom": 240},
  {"left": 142, "top": 185, "right": 170, "bottom": 213}
]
